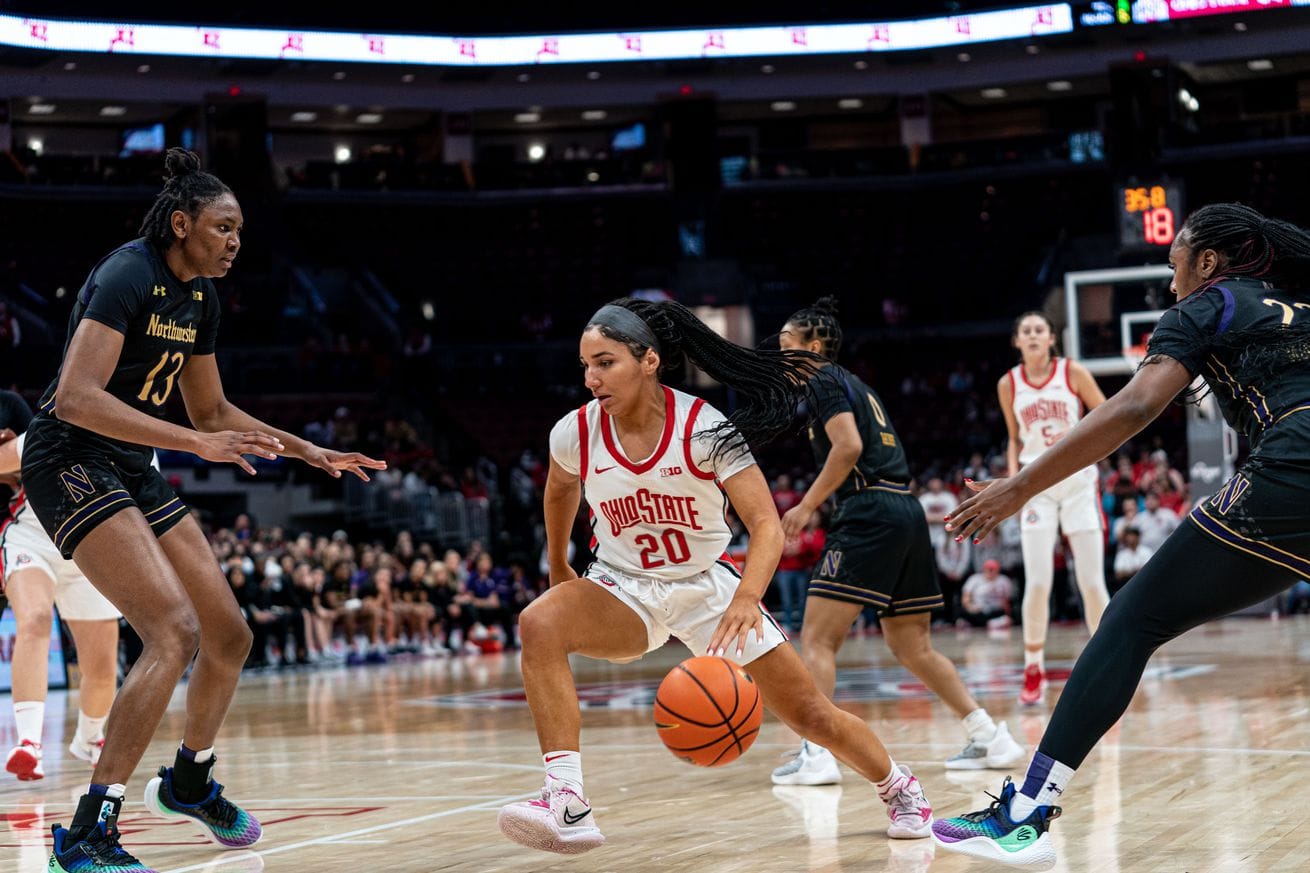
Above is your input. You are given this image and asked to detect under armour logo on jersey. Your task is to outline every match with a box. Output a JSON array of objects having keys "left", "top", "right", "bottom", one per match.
[
  {"left": 152, "top": 285, "right": 167, "bottom": 297},
  {"left": 193, "top": 289, "right": 204, "bottom": 301},
  {"left": 60, "top": 465, "right": 96, "bottom": 503},
  {"left": 659, "top": 466, "right": 683, "bottom": 477},
  {"left": 820, "top": 550, "right": 842, "bottom": 577}
]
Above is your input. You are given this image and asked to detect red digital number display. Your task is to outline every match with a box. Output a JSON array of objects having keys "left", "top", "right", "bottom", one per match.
[{"left": 1119, "top": 183, "right": 1182, "bottom": 248}]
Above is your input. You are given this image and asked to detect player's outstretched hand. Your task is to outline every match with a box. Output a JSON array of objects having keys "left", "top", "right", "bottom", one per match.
[
  {"left": 301, "top": 445, "right": 387, "bottom": 481},
  {"left": 194, "top": 430, "right": 284, "bottom": 476},
  {"left": 780, "top": 502, "right": 809, "bottom": 539},
  {"left": 944, "top": 477, "right": 1026, "bottom": 544},
  {"left": 707, "top": 592, "right": 764, "bottom": 662}
]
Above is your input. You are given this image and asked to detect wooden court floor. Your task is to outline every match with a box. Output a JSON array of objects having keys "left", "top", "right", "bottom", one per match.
[{"left": 4, "top": 617, "right": 1310, "bottom": 872}]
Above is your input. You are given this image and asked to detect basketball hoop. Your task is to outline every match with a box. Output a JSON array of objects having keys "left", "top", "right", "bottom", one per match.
[{"left": 1122, "top": 344, "right": 1148, "bottom": 371}]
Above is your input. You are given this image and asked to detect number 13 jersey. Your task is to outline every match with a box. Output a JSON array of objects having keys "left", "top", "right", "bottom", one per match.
[
  {"left": 549, "top": 386, "right": 755, "bottom": 580},
  {"left": 1009, "top": 357, "right": 1085, "bottom": 466},
  {"left": 35, "top": 238, "right": 220, "bottom": 463}
]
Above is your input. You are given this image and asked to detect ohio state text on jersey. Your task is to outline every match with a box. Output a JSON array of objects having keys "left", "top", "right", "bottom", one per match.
[{"left": 549, "top": 386, "right": 754, "bottom": 580}]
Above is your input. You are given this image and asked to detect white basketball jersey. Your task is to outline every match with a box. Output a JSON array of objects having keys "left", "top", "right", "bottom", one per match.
[
  {"left": 1010, "top": 358, "right": 1084, "bottom": 465},
  {"left": 549, "top": 386, "right": 755, "bottom": 580}
]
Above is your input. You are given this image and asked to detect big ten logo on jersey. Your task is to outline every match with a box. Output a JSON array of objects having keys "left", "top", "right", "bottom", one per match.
[
  {"left": 1209, "top": 474, "right": 1251, "bottom": 516},
  {"left": 659, "top": 465, "right": 683, "bottom": 478},
  {"left": 152, "top": 284, "right": 167, "bottom": 297},
  {"left": 60, "top": 465, "right": 96, "bottom": 503},
  {"left": 880, "top": 432, "right": 896, "bottom": 447}
]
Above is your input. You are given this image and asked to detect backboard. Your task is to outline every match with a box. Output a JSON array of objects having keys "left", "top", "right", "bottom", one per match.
[{"left": 1063, "top": 265, "right": 1173, "bottom": 376}]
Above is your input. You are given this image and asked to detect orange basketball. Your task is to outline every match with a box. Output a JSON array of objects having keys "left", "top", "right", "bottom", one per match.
[{"left": 653, "top": 656, "right": 763, "bottom": 767}]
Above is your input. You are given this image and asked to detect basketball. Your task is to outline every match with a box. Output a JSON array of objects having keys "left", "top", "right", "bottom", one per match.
[{"left": 653, "top": 656, "right": 763, "bottom": 767}]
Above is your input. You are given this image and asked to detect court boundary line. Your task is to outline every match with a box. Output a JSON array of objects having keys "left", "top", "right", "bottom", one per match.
[{"left": 157, "top": 791, "right": 537, "bottom": 873}]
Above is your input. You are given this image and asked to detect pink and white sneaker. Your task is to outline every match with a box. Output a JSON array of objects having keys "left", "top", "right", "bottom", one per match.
[
  {"left": 6, "top": 740, "right": 44, "bottom": 781},
  {"left": 881, "top": 765, "right": 933, "bottom": 839},
  {"left": 68, "top": 735, "right": 105, "bottom": 767},
  {"left": 498, "top": 776, "right": 605, "bottom": 855}
]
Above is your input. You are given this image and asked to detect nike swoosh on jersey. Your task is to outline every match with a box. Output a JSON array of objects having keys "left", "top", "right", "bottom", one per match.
[{"left": 593, "top": 465, "right": 617, "bottom": 474}]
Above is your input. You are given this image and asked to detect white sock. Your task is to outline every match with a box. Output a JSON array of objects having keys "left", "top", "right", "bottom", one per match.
[
  {"left": 104, "top": 783, "right": 126, "bottom": 800},
  {"left": 543, "top": 750, "right": 584, "bottom": 795},
  {"left": 184, "top": 745, "right": 215, "bottom": 764},
  {"left": 962, "top": 708, "right": 997, "bottom": 743},
  {"left": 875, "top": 761, "right": 907, "bottom": 801},
  {"left": 1023, "top": 648, "right": 1044, "bottom": 671},
  {"left": 77, "top": 711, "right": 108, "bottom": 743},
  {"left": 1010, "top": 754, "right": 1076, "bottom": 819},
  {"left": 13, "top": 701, "right": 45, "bottom": 744}
]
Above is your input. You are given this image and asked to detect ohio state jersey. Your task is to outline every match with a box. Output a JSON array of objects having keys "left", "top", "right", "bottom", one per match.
[
  {"left": 549, "top": 386, "right": 755, "bottom": 580},
  {"left": 1009, "top": 357, "right": 1085, "bottom": 465}
]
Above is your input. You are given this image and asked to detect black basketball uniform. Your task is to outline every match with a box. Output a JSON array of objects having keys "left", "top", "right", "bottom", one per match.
[
  {"left": 806, "top": 364, "right": 943, "bottom": 616},
  {"left": 1034, "top": 278, "right": 1310, "bottom": 770},
  {"left": 1148, "top": 277, "right": 1310, "bottom": 569},
  {"left": 21, "top": 239, "right": 220, "bottom": 558}
]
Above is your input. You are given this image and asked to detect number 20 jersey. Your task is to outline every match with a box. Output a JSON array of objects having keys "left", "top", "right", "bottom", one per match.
[
  {"left": 1009, "top": 357, "right": 1085, "bottom": 466},
  {"left": 549, "top": 386, "right": 755, "bottom": 580}
]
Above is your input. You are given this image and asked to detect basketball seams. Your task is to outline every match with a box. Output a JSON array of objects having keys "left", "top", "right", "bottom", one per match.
[
  {"left": 675, "top": 662, "right": 745, "bottom": 758},
  {"left": 654, "top": 656, "right": 762, "bottom": 766}
]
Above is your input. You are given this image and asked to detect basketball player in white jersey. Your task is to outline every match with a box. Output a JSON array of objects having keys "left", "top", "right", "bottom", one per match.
[
  {"left": 996, "top": 312, "right": 1110, "bottom": 705},
  {"left": 0, "top": 400, "right": 120, "bottom": 781},
  {"left": 498, "top": 299, "right": 933, "bottom": 855}
]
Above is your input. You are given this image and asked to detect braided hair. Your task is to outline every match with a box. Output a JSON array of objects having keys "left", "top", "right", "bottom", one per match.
[
  {"left": 588, "top": 298, "right": 822, "bottom": 460},
  {"left": 784, "top": 296, "right": 843, "bottom": 361},
  {"left": 1178, "top": 202, "right": 1310, "bottom": 290},
  {"left": 138, "top": 148, "right": 232, "bottom": 250},
  {"left": 1152, "top": 204, "right": 1310, "bottom": 393}
]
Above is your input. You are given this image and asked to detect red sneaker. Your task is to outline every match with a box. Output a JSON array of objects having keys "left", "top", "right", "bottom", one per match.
[{"left": 1019, "top": 664, "right": 1046, "bottom": 706}]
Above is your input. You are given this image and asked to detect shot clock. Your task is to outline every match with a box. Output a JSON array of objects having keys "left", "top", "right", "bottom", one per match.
[{"left": 1118, "top": 181, "right": 1184, "bottom": 249}]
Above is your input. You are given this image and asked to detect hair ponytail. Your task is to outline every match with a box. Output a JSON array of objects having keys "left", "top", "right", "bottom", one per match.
[
  {"left": 785, "top": 296, "right": 843, "bottom": 360},
  {"left": 1179, "top": 203, "right": 1310, "bottom": 291},
  {"left": 591, "top": 298, "right": 822, "bottom": 459},
  {"left": 138, "top": 148, "right": 232, "bottom": 250}
]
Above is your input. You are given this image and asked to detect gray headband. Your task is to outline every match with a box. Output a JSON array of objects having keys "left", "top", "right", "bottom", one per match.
[{"left": 588, "top": 304, "right": 661, "bottom": 354}]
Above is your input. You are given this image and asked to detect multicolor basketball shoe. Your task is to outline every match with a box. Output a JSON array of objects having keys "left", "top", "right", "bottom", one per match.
[
  {"left": 49, "top": 794, "right": 156, "bottom": 873},
  {"left": 498, "top": 775, "right": 605, "bottom": 855},
  {"left": 144, "top": 764, "right": 262, "bottom": 849},
  {"left": 930, "top": 777, "right": 1061, "bottom": 869}
]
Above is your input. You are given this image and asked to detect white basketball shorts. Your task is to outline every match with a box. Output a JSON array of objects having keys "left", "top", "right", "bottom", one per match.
[{"left": 585, "top": 559, "right": 787, "bottom": 665}]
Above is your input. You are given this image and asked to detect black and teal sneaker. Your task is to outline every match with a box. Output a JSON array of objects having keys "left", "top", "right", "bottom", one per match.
[
  {"left": 930, "top": 777, "right": 1061, "bottom": 869},
  {"left": 49, "top": 795, "right": 155, "bottom": 873},
  {"left": 144, "top": 765, "right": 262, "bottom": 848}
]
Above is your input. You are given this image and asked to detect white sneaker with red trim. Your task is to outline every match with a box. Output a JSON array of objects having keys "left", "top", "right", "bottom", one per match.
[
  {"left": 68, "top": 735, "right": 105, "bottom": 767},
  {"left": 5, "top": 740, "right": 44, "bottom": 781},
  {"left": 498, "top": 776, "right": 605, "bottom": 855}
]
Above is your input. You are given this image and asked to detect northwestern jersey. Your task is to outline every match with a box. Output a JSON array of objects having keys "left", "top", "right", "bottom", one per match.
[
  {"left": 1148, "top": 277, "right": 1310, "bottom": 459},
  {"left": 1008, "top": 358, "right": 1085, "bottom": 465},
  {"left": 806, "top": 364, "right": 910, "bottom": 500},
  {"left": 549, "top": 386, "right": 755, "bottom": 580},
  {"left": 35, "top": 238, "right": 220, "bottom": 461}
]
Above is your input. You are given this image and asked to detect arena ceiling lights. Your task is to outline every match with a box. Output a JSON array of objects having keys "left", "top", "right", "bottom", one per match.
[{"left": 0, "top": 6, "right": 1073, "bottom": 67}]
